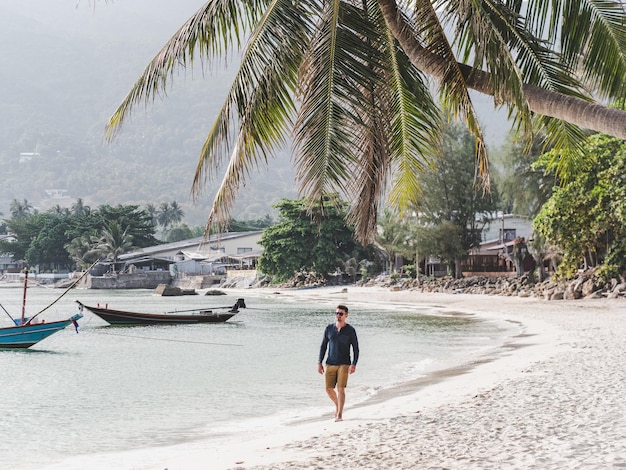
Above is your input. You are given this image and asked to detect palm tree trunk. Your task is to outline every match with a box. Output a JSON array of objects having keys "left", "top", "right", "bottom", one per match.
[{"left": 377, "top": 0, "right": 626, "bottom": 140}]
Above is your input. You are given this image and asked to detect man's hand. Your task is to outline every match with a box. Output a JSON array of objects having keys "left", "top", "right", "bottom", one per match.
[
  {"left": 317, "top": 363, "right": 324, "bottom": 374},
  {"left": 349, "top": 365, "right": 356, "bottom": 374}
]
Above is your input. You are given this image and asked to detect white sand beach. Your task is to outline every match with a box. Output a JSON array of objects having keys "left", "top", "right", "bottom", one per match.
[{"left": 151, "top": 286, "right": 626, "bottom": 470}]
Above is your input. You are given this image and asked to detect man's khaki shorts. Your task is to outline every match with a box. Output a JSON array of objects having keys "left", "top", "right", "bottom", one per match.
[{"left": 325, "top": 364, "right": 350, "bottom": 388}]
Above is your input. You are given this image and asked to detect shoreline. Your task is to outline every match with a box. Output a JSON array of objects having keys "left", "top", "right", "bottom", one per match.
[
  {"left": 35, "top": 285, "right": 626, "bottom": 469},
  {"left": 144, "top": 286, "right": 626, "bottom": 470}
]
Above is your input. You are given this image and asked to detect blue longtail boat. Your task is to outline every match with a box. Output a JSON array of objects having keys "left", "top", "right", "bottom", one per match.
[
  {"left": 0, "top": 315, "right": 83, "bottom": 349},
  {"left": 0, "top": 267, "right": 83, "bottom": 349}
]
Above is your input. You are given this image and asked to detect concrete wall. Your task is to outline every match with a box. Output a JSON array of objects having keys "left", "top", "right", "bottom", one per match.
[
  {"left": 86, "top": 271, "right": 172, "bottom": 289},
  {"left": 171, "top": 274, "right": 225, "bottom": 289}
]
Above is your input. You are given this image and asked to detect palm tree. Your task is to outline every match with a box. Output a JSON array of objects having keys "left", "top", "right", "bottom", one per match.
[
  {"left": 144, "top": 203, "right": 159, "bottom": 228},
  {"left": 71, "top": 198, "right": 88, "bottom": 217},
  {"left": 157, "top": 201, "right": 185, "bottom": 232},
  {"left": 95, "top": 221, "right": 135, "bottom": 269},
  {"left": 50, "top": 205, "right": 70, "bottom": 216},
  {"left": 65, "top": 233, "right": 100, "bottom": 269},
  {"left": 107, "top": 1, "right": 626, "bottom": 244},
  {"left": 167, "top": 201, "right": 184, "bottom": 227},
  {"left": 10, "top": 199, "right": 34, "bottom": 218}
]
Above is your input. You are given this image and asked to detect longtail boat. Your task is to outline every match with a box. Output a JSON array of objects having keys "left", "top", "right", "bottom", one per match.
[
  {"left": 76, "top": 298, "right": 246, "bottom": 325},
  {"left": 0, "top": 268, "right": 83, "bottom": 349}
]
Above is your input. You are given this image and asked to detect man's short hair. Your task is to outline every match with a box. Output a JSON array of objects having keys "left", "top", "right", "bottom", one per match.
[{"left": 337, "top": 304, "right": 348, "bottom": 314}]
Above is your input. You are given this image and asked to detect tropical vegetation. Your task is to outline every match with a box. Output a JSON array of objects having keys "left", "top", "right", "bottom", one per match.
[
  {"left": 375, "top": 124, "right": 498, "bottom": 278},
  {"left": 258, "top": 196, "right": 380, "bottom": 282},
  {"left": 0, "top": 202, "right": 158, "bottom": 271},
  {"left": 107, "top": 0, "right": 626, "bottom": 248},
  {"left": 414, "top": 123, "right": 498, "bottom": 277},
  {"left": 493, "top": 135, "right": 556, "bottom": 219},
  {"left": 534, "top": 134, "right": 626, "bottom": 281},
  {"left": 0, "top": 198, "right": 276, "bottom": 273}
]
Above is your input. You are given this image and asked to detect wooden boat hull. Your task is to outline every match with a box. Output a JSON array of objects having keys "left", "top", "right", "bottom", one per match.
[
  {"left": 76, "top": 299, "right": 245, "bottom": 325},
  {"left": 0, "top": 313, "right": 83, "bottom": 349}
]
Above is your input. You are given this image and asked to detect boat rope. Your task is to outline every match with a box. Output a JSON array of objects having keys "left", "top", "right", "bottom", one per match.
[
  {"left": 92, "top": 330, "right": 244, "bottom": 347},
  {"left": 26, "top": 259, "right": 100, "bottom": 324},
  {"left": 0, "top": 302, "right": 15, "bottom": 323}
]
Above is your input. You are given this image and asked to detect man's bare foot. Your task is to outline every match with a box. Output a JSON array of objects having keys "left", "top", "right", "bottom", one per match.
[{"left": 335, "top": 414, "right": 343, "bottom": 422}]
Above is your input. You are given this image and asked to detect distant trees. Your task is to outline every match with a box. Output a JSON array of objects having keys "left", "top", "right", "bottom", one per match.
[
  {"left": 71, "top": 198, "right": 88, "bottom": 217},
  {"left": 1, "top": 212, "right": 47, "bottom": 264},
  {"left": 413, "top": 124, "right": 498, "bottom": 278},
  {"left": 0, "top": 198, "right": 274, "bottom": 272},
  {"left": 375, "top": 209, "right": 415, "bottom": 275},
  {"left": 493, "top": 135, "right": 556, "bottom": 218},
  {"left": 144, "top": 203, "right": 159, "bottom": 228},
  {"left": 10, "top": 199, "right": 35, "bottom": 218},
  {"left": 163, "top": 224, "right": 195, "bottom": 243},
  {"left": 64, "top": 233, "right": 100, "bottom": 267},
  {"left": 0, "top": 202, "right": 158, "bottom": 271},
  {"left": 24, "top": 213, "right": 74, "bottom": 269},
  {"left": 258, "top": 196, "right": 376, "bottom": 282},
  {"left": 228, "top": 215, "right": 274, "bottom": 232},
  {"left": 94, "top": 221, "right": 135, "bottom": 266}
]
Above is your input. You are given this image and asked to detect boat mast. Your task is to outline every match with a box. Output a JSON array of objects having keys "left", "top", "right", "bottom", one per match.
[{"left": 21, "top": 267, "right": 28, "bottom": 325}]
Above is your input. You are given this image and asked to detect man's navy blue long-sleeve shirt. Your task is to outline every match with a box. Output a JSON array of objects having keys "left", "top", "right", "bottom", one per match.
[{"left": 318, "top": 323, "right": 359, "bottom": 366}]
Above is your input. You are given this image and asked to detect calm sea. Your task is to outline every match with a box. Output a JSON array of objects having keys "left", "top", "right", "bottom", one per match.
[{"left": 0, "top": 286, "right": 519, "bottom": 469}]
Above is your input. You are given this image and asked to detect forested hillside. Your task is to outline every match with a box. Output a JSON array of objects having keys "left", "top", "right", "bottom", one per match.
[{"left": 0, "top": 0, "right": 297, "bottom": 228}]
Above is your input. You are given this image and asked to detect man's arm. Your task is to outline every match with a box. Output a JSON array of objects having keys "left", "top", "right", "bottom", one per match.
[
  {"left": 318, "top": 326, "right": 329, "bottom": 374},
  {"left": 350, "top": 328, "right": 359, "bottom": 374}
]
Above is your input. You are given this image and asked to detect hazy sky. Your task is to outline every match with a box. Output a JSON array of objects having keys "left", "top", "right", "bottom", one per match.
[{"left": 0, "top": 1, "right": 205, "bottom": 37}]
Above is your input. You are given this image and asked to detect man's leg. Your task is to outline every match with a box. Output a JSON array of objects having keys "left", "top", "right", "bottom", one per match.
[
  {"left": 335, "top": 365, "right": 349, "bottom": 421},
  {"left": 324, "top": 366, "right": 340, "bottom": 419},
  {"left": 336, "top": 387, "right": 346, "bottom": 421},
  {"left": 325, "top": 387, "right": 339, "bottom": 418}
]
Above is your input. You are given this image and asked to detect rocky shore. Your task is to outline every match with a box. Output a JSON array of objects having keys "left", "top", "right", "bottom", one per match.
[
  {"left": 369, "top": 270, "right": 626, "bottom": 300},
  {"left": 271, "top": 269, "right": 626, "bottom": 300}
]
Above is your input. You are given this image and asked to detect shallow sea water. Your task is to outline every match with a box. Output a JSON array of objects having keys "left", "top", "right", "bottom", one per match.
[{"left": 0, "top": 286, "right": 519, "bottom": 469}]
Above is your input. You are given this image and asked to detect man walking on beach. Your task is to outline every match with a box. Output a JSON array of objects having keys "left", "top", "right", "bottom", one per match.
[{"left": 318, "top": 304, "right": 359, "bottom": 422}]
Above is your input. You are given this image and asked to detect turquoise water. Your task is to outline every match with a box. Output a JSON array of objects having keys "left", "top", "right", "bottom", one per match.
[{"left": 0, "top": 286, "right": 518, "bottom": 469}]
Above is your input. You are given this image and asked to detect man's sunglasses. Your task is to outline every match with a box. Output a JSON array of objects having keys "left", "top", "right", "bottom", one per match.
[{"left": 336, "top": 311, "right": 346, "bottom": 316}]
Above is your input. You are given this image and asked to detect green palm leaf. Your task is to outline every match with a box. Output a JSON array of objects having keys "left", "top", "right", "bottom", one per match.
[
  {"left": 106, "top": 0, "right": 262, "bottom": 139},
  {"left": 193, "top": 0, "right": 315, "bottom": 233}
]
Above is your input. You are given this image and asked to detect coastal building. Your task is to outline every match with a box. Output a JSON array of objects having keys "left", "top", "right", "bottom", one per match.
[
  {"left": 461, "top": 214, "right": 534, "bottom": 276},
  {"left": 87, "top": 231, "right": 263, "bottom": 289},
  {"left": 116, "top": 230, "right": 262, "bottom": 271},
  {"left": 0, "top": 234, "right": 21, "bottom": 276}
]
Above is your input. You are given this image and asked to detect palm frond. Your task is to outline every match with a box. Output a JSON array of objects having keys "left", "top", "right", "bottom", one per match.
[
  {"left": 535, "top": 116, "right": 592, "bottom": 181},
  {"left": 524, "top": 0, "right": 626, "bottom": 99},
  {"left": 382, "top": 27, "right": 442, "bottom": 214},
  {"left": 414, "top": 0, "right": 490, "bottom": 190},
  {"left": 294, "top": 0, "right": 382, "bottom": 203},
  {"left": 106, "top": 0, "right": 262, "bottom": 140},
  {"left": 192, "top": 0, "right": 313, "bottom": 194},
  {"left": 193, "top": 0, "right": 315, "bottom": 236},
  {"left": 201, "top": 136, "right": 249, "bottom": 237},
  {"left": 567, "top": 0, "right": 626, "bottom": 98}
]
